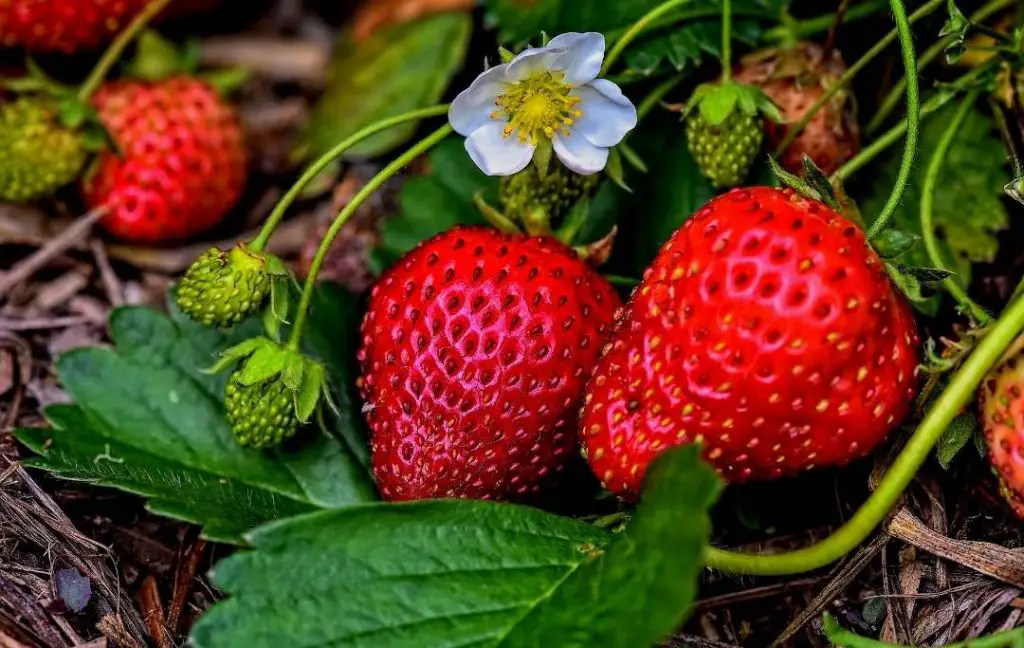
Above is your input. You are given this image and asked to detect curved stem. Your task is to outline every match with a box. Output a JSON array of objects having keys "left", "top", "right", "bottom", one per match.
[
  {"left": 920, "top": 90, "right": 992, "bottom": 324},
  {"left": 602, "top": 0, "right": 694, "bottom": 76},
  {"left": 831, "top": 92, "right": 952, "bottom": 183},
  {"left": 637, "top": 75, "right": 683, "bottom": 121},
  {"left": 77, "top": 0, "right": 175, "bottom": 102},
  {"left": 865, "top": 0, "right": 921, "bottom": 240},
  {"left": 250, "top": 104, "right": 450, "bottom": 251},
  {"left": 772, "top": 0, "right": 939, "bottom": 159},
  {"left": 867, "top": 0, "right": 1014, "bottom": 133},
  {"left": 721, "top": 0, "right": 732, "bottom": 82},
  {"left": 704, "top": 291, "right": 1024, "bottom": 575},
  {"left": 286, "top": 124, "right": 453, "bottom": 351}
]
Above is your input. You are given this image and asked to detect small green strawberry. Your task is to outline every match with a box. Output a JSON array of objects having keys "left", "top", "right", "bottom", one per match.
[
  {"left": 177, "top": 245, "right": 275, "bottom": 329},
  {"left": 499, "top": 160, "right": 600, "bottom": 232},
  {"left": 683, "top": 80, "right": 781, "bottom": 189},
  {"left": 225, "top": 370, "right": 299, "bottom": 448},
  {"left": 0, "top": 97, "right": 87, "bottom": 202}
]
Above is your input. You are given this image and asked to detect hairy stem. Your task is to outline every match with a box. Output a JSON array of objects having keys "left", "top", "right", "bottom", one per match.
[
  {"left": 703, "top": 291, "right": 1024, "bottom": 575},
  {"left": 286, "top": 124, "right": 453, "bottom": 351},
  {"left": 865, "top": 0, "right": 921, "bottom": 239},
  {"left": 920, "top": 90, "right": 992, "bottom": 324},
  {"left": 250, "top": 105, "right": 450, "bottom": 251},
  {"left": 772, "top": 0, "right": 939, "bottom": 158},
  {"left": 721, "top": 0, "right": 732, "bottom": 82},
  {"left": 77, "top": 0, "right": 175, "bottom": 102},
  {"left": 867, "top": 0, "right": 1015, "bottom": 133}
]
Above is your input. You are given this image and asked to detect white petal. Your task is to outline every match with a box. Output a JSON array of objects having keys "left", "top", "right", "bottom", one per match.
[
  {"left": 553, "top": 132, "right": 608, "bottom": 175},
  {"left": 465, "top": 122, "right": 536, "bottom": 176},
  {"left": 546, "top": 32, "right": 605, "bottom": 85},
  {"left": 572, "top": 80, "right": 638, "bottom": 147},
  {"left": 448, "top": 64, "right": 508, "bottom": 136},
  {"left": 506, "top": 46, "right": 564, "bottom": 81}
]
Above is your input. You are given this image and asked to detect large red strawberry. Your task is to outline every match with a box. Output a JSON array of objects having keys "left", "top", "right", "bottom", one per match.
[
  {"left": 734, "top": 42, "right": 860, "bottom": 176},
  {"left": 581, "top": 187, "right": 920, "bottom": 497},
  {"left": 979, "top": 344, "right": 1024, "bottom": 519},
  {"left": 83, "top": 76, "right": 248, "bottom": 243},
  {"left": 0, "top": 0, "right": 214, "bottom": 53},
  {"left": 358, "top": 226, "right": 621, "bottom": 502}
]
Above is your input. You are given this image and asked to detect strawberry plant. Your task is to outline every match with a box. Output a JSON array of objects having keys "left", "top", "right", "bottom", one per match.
[{"left": 10, "top": 0, "right": 1024, "bottom": 645}]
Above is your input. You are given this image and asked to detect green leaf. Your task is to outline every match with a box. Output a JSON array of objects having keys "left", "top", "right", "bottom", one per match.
[
  {"left": 937, "top": 413, "right": 980, "bottom": 469},
  {"left": 872, "top": 229, "right": 921, "bottom": 259},
  {"left": 371, "top": 139, "right": 493, "bottom": 271},
  {"left": 297, "top": 13, "right": 470, "bottom": 161},
  {"left": 191, "top": 445, "right": 720, "bottom": 648},
  {"left": 857, "top": 102, "right": 1010, "bottom": 303},
  {"left": 14, "top": 286, "right": 376, "bottom": 544}
]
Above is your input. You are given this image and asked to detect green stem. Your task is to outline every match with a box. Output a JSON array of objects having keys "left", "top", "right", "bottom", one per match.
[
  {"left": 831, "top": 92, "right": 952, "bottom": 183},
  {"left": 865, "top": 0, "right": 922, "bottom": 240},
  {"left": 602, "top": 0, "right": 695, "bottom": 76},
  {"left": 761, "top": 0, "right": 887, "bottom": 42},
  {"left": 250, "top": 104, "right": 450, "bottom": 251},
  {"left": 867, "top": 0, "right": 1014, "bottom": 133},
  {"left": 286, "top": 124, "right": 453, "bottom": 351},
  {"left": 704, "top": 291, "right": 1024, "bottom": 575},
  {"left": 772, "top": 0, "right": 939, "bottom": 159},
  {"left": 721, "top": 0, "right": 732, "bottom": 82},
  {"left": 637, "top": 75, "right": 683, "bottom": 121},
  {"left": 827, "top": 624, "right": 1024, "bottom": 648},
  {"left": 920, "top": 90, "right": 992, "bottom": 324},
  {"left": 77, "top": 0, "right": 175, "bottom": 102}
]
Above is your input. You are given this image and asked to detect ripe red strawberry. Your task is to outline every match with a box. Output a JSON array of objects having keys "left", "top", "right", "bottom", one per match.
[
  {"left": 83, "top": 76, "right": 248, "bottom": 243},
  {"left": 358, "top": 226, "right": 621, "bottom": 502},
  {"left": 979, "top": 345, "right": 1024, "bottom": 519},
  {"left": 734, "top": 42, "right": 860, "bottom": 176},
  {"left": 581, "top": 187, "right": 920, "bottom": 497},
  {"left": 0, "top": 0, "right": 214, "bottom": 52}
]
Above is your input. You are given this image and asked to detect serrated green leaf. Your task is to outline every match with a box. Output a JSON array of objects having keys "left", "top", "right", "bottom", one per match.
[
  {"left": 191, "top": 445, "right": 720, "bottom": 648},
  {"left": 873, "top": 229, "right": 921, "bottom": 258},
  {"left": 937, "top": 413, "right": 980, "bottom": 469},
  {"left": 14, "top": 286, "right": 376, "bottom": 544},
  {"left": 297, "top": 13, "right": 470, "bottom": 161},
  {"left": 295, "top": 362, "right": 325, "bottom": 423},
  {"left": 371, "top": 139, "right": 493, "bottom": 271},
  {"left": 857, "top": 102, "right": 1010, "bottom": 303}
]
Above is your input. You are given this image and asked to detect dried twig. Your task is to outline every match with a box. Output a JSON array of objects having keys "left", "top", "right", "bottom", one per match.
[
  {"left": 0, "top": 317, "right": 93, "bottom": 332},
  {"left": 0, "top": 207, "right": 108, "bottom": 300},
  {"left": 89, "top": 240, "right": 123, "bottom": 307},
  {"left": 137, "top": 577, "right": 171, "bottom": 648},
  {"left": 167, "top": 532, "right": 207, "bottom": 633}
]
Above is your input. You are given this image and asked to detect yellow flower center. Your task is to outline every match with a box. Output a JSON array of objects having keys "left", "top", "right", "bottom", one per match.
[{"left": 491, "top": 70, "right": 583, "bottom": 145}]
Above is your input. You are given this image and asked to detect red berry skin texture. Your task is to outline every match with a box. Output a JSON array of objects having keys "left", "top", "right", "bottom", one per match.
[
  {"left": 581, "top": 187, "right": 920, "bottom": 498},
  {"left": 979, "top": 349, "right": 1024, "bottom": 520},
  {"left": 358, "top": 226, "right": 622, "bottom": 502},
  {"left": 84, "top": 77, "right": 248, "bottom": 243},
  {"left": 0, "top": 0, "right": 214, "bottom": 53}
]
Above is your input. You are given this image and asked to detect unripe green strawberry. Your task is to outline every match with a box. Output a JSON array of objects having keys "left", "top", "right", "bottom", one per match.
[
  {"left": 177, "top": 245, "right": 270, "bottom": 328},
  {"left": 0, "top": 97, "right": 86, "bottom": 202},
  {"left": 499, "top": 161, "right": 600, "bottom": 228},
  {"left": 224, "top": 371, "right": 299, "bottom": 449},
  {"left": 686, "top": 109, "right": 763, "bottom": 189}
]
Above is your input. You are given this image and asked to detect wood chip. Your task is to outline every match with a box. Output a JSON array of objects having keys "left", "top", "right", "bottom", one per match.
[
  {"left": 199, "top": 37, "right": 329, "bottom": 85},
  {"left": 888, "top": 508, "right": 1024, "bottom": 588}
]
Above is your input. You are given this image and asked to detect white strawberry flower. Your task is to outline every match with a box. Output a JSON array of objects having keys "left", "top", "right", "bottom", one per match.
[{"left": 449, "top": 32, "right": 638, "bottom": 177}]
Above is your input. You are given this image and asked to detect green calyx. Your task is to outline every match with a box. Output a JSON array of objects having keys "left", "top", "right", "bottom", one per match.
[
  {"left": 207, "top": 336, "right": 337, "bottom": 449},
  {"left": 177, "top": 245, "right": 288, "bottom": 329},
  {"left": 0, "top": 97, "right": 87, "bottom": 202},
  {"left": 683, "top": 81, "right": 781, "bottom": 189}
]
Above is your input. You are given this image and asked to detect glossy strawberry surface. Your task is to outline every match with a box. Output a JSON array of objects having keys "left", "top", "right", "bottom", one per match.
[
  {"left": 358, "top": 226, "right": 621, "bottom": 502},
  {"left": 979, "top": 346, "right": 1024, "bottom": 520},
  {"left": 84, "top": 77, "right": 248, "bottom": 243},
  {"left": 582, "top": 187, "right": 920, "bottom": 497}
]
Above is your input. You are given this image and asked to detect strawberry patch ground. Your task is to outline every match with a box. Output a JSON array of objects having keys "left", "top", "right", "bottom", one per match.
[{"left": 2, "top": 1, "right": 1024, "bottom": 647}]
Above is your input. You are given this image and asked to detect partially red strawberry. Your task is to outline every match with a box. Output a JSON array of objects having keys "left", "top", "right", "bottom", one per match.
[
  {"left": 358, "top": 226, "right": 621, "bottom": 502},
  {"left": 83, "top": 76, "right": 248, "bottom": 243},
  {"left": 0, "top": 0, "right": 214, "bottom": 53},
  {"left": 581, "top": 187, "right": 920, "bottom": 497},
  {"left": 734, "top": 42, "right": 860, "bottom": 176},
  {"left": 979, "top": 344, "right": 1024, "bottom": 519}
]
